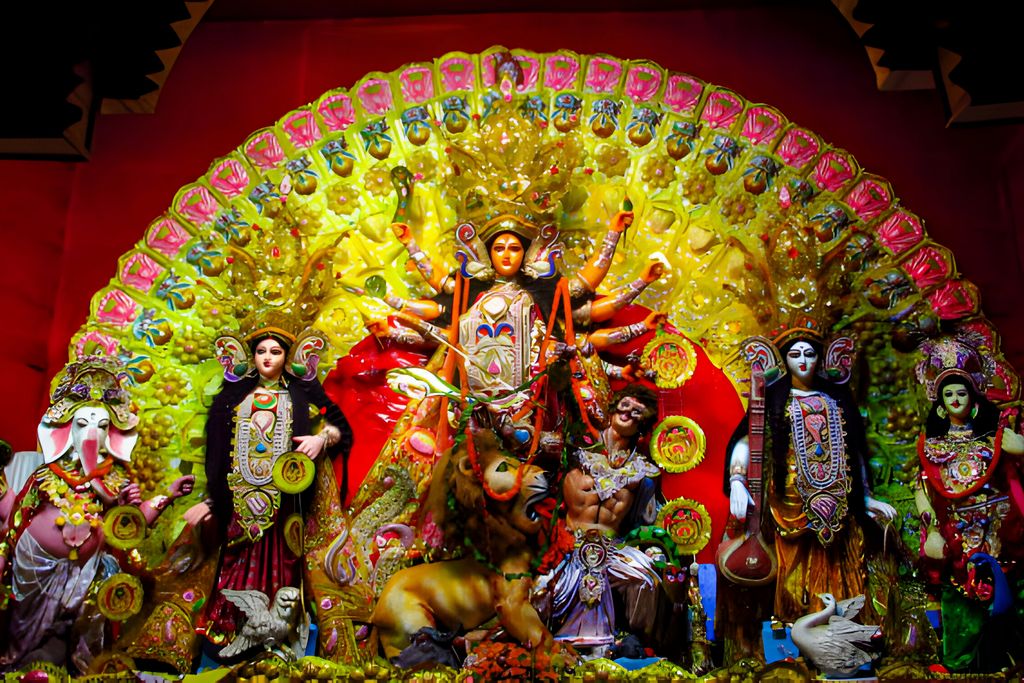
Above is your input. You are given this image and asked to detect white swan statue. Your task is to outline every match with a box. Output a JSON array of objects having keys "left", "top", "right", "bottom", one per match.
[{"left": 790, "top": 593, "right": 882, "bottom": 677}]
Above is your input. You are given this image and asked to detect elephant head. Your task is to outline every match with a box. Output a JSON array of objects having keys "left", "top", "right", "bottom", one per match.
[{"left": 38, "top": 404, "right": 138, "bottom": 475}]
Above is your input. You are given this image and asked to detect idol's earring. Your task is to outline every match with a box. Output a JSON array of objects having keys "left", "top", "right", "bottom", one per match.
[
  {"left": 936, "top": 406, "right": 947, "bottom": 419},
  {"left": 970, "top": 404, "right": 979, "bottom": 420}
]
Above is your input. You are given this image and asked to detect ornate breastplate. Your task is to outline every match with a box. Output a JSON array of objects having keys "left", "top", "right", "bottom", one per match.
[
  {"left": 919, "top": 431, "right": 998, "bottom": 499},
  {"left": 578, "top": 447, "right": 660, "bottom": 502},
  {"left": 459, "top": 281, "right": 538, "bottom": 401},
  {"left": 787, "top": 392, "right": 851, "bottom": 545},
  {"left": 229, "top": 385, "right": 293, "bottom": 544}
]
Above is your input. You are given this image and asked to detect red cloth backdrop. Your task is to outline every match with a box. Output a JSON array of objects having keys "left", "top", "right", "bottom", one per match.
[{"left": 1, "top": 9, "right": 1023, "bottom": 541}]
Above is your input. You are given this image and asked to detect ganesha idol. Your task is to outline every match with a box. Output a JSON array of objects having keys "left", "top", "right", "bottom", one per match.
[{"left": 0, "top": 356, "right": 193, "bottom": 672}]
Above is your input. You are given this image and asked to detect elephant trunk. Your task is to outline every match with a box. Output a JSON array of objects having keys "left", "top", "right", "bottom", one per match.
[{"left": 80, "top": 428, "right": 101, "bottom": 475}]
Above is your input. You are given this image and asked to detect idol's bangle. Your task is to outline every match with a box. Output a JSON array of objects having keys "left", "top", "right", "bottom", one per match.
[
  {"left": 318, "top": 425, "right": 341, "bottom": 449},
  {"left": 151, "top": 495, "right": 170, "bottom": 512}
]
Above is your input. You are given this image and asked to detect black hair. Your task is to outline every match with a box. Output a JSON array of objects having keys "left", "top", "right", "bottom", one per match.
[
  {"left": 925, "top": 374, "right": 999, "bottom": 439},
  {"left": 247, "top": 332, "right": 293, "bottom": 355},
  {"left": 612, "top": 384, "right": 659, "bottom": 436}
]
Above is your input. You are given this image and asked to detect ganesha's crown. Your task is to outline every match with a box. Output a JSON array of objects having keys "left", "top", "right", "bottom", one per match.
[{"left": 44, "top": 356, "right": 138, "bottom": 429}]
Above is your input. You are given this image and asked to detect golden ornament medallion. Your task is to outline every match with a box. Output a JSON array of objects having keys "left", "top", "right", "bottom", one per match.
[
  {"left": 103, "top": 505, "right": 147, "bottom": 550},
  {"left": 642, "top": 334, "right": 697, "bottom": 388},
  {"left": 650, "top": 415, "right": 706, "bottom": 473},
  {"left": 657, "top": 497, "right": 713, "bottom": 555},
  {"left": 272, "top": 451, "right": 315, "bottom": 494},
  {"left": 96, "top": 573, "right": 144, "bottom": 621}
]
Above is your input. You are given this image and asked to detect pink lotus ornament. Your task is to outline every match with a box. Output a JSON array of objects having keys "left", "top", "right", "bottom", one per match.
[
  {"left": 545, "top": 54, "right": 580, "bottom": 90},
  {"left": 776, "top": 128, "right": 820, "bottom": 169},
  {"left": 75, "top": 330, "right": 119, "bottom": 358},
  {"left": 176, "top": 186, "right": 219, "bottom": 227},
  {"left": 439, "top": 57, "right": 475, "bottom": 91},
  {"left": 624, "top": 64, "right": 662, "bottom": 103},
  {"left": 281, "top": 110, "right": 322, "bottom": 149},
  {"left": 663, "top": 74, "right": 703, "bottom": 114},
  {"left": 812, "top": 151, "right": 855, "bottom": 193},
  {"left": 245, "top": 131, "right": 286, "bottom": 170},
  {"left": 399, "top": 66, "right": 435, "bottom": 104},
  {"left": 741, "top": 106, "right": 783, "bottom": 147},
  {"left": 875, "top": 210, "right": 924, "bottom": 255},
  {"left": 120, "top": 253, "right": 164, "bottom": 292},
  {"left": 96, "top": 289, "right": 140, "bottom": 327},
  {"left": 516, "top": 56, "right": 540, "bottom": 92},
  {"left": 988, "top": 359, "right": 1020, "bottom": 402},
  {"left": 208, "top": 159, "right": 249, "bottom": 199},
  {"left": 901, "top": 245, "right": 952, "bottom": 290},
  {"left": 700, "top": 91, "right": 742, "bottom": 130},
  {"left": 585, "top": 57, "right": 623, "bottom": 93},
  {"left": 358, "top": 79, "right": 394, "bottom": 116},
  {"left": 318, "top": 93, "right": 356, "bottom": 132},
  {"left": 146, "top": 217, "right": 190, "bottom": 258},
  {"left": 928, "top": 280, "right": 979, "bottom": 320},
  {"left": 845, "top": 178, "right": 891, "bottom": 221}
]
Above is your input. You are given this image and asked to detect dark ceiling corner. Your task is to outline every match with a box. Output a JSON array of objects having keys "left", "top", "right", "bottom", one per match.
[
  {"left": 832, "top": 0, "right": 1024, "bottom": 125},
  {"left": 1, "top": 0, "right": 1018, "bottom": 160},
  {"left": 0, "top": 1, "right": 213, "bottom": 161}
]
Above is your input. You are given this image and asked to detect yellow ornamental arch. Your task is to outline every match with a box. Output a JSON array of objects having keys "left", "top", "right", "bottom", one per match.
[{"left": 71, "top": 46, "right": 1017, "bottom": 527}]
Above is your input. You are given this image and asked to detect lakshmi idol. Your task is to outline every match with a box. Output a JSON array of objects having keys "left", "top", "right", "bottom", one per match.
[{"left": 183, "top": 324, "right": 351, "bottom": 659}]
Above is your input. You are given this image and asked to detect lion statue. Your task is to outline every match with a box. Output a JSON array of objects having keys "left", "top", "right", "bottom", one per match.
[{"left": 371, "top": 429, "right": 552, "bottom": 660}]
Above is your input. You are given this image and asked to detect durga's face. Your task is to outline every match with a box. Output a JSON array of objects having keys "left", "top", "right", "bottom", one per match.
[{"left": 490, "top": 232, "right": 525, "bottom": 278}]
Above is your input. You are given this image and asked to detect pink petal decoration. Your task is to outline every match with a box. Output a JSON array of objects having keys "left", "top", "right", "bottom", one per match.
[
  {"left": 844, "top": 178, "right": 891, "bottom": 221},
  {"left": 281, "top": 110, "right": 322, "bottom": 149},
  {"left": 624, "top": 65, "right": 662, "bottom": 102},
  {"left": 741, "top": 106, "right": 782, "bottom": 146},
  {"left": 96, "top": 289, "right": 140, "bottom": 327},
  {"left": 439, "top": 57, "right": 475, "bottom": 91},
  {"left": 875, "top": 210, "right": 924, "bottom": 255},
  {"left": 517, "top": 56, "right": 540, "bottom": 91},
  {"left": 208, "top": 159, "right": 249, "bottom": 199},
  {"left": 481, "top": 53, "right": 500, "bottom": 87},
  {"left": 927, "top": 280, "right": 979, "bottom": 320},
  {"left": 318, "top": 93, "right": 356, "bottom": 132},
  {"left": 358, "top": 79, "right": 394, "bottom": 116},
  {"left": 813, "top": 151, "right": 855, "bottom": 193},
  {"left": 988, "top": 359, "right": 1020, "bottom": 402},
  {"left": 545, "top": 54, "right": 580, "bottom": 90},
  {"left": 146, "top": 217, "right": 190, "bottom": 258},
  {"left": 75, "top": 330, "right": 119, "bottom": 358},
  {"left": 958, "top": 320, "right": 998, "bottom": 349},
  {"left": 700, "top": 91, "right": 743, "bottom": 130},
  {"left": 399, "top": 66, "right": 436, "bottom": 104},
  {"left": 245, "top": 131, "right": 285, "bottom": 170},
  {"left": 776, "top": 128, "right": 819, "bottom": 169},
  {"left": 900, "top": 245, "right": 951, "bottom": 290},
  {"left": 663, "top": 74, "right": 703, "bottom": 114},
  {"left": 120, "top": 252, "right": 165, "bottom": 292},
  {"left": 177, "top": 186, "right": 219, "bottom": 226},
  {"left": 585, "top": 57, "right": 623, "bottom": 93}
]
